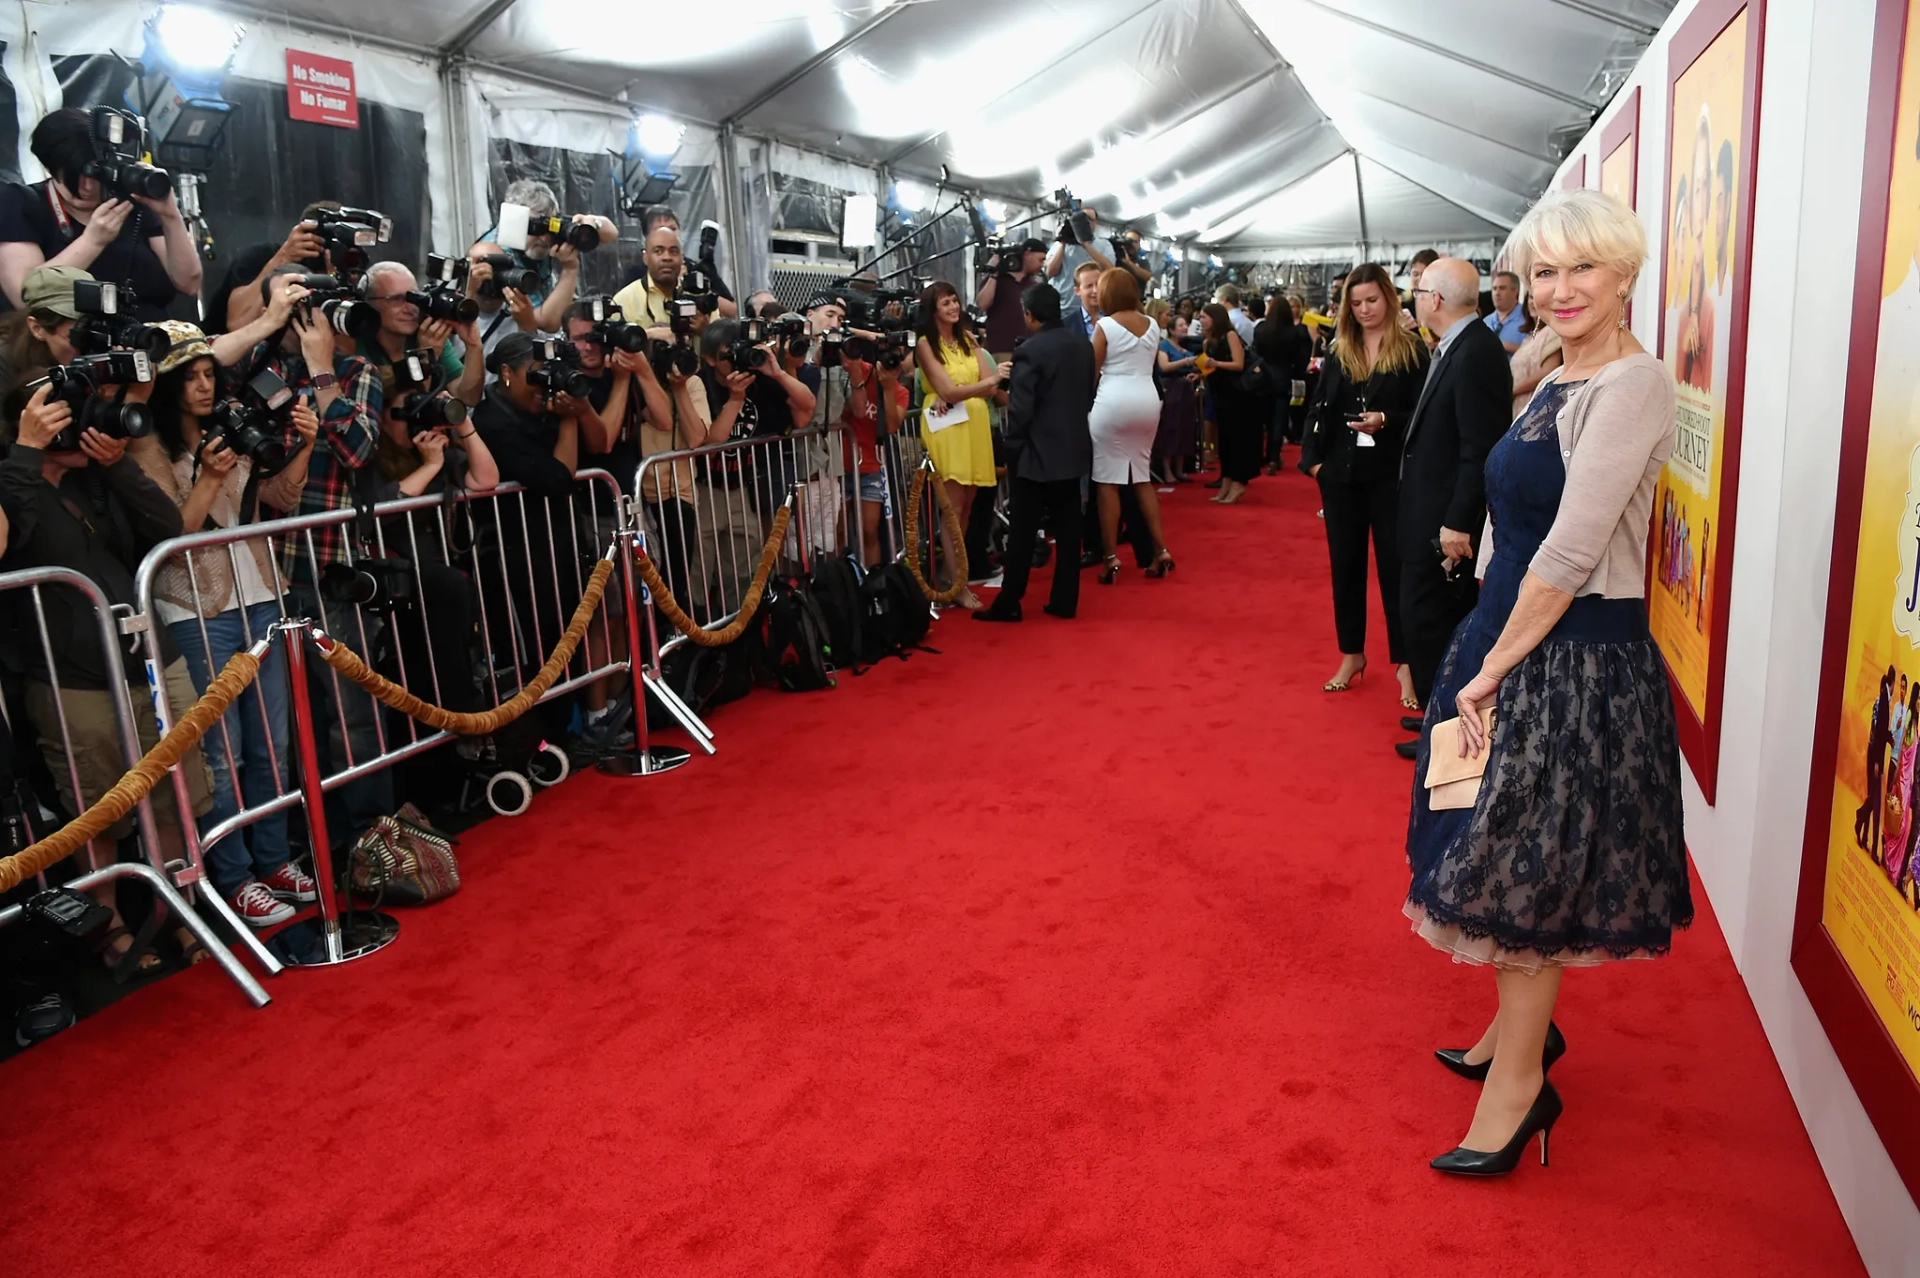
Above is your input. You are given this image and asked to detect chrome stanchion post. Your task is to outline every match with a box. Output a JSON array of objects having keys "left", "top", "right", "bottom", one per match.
[
  {"left": 596, "top": 522, "right": 695, "bottom": 777},
  {"left": 271, "top": 619, "right": 397, "bottom": 964}
]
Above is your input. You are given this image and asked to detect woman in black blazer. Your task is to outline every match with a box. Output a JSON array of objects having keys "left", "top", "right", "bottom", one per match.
[{"left": 1299, "top": 263, "right": 1430, "bottom": 705}]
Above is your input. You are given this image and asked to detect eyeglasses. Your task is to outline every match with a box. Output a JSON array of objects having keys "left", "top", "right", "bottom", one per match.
[
  {"left": 367, "top": 293, "right": 411, "bottom": 303},
  {"left": 1410, "top": 288, "right": 1437, "bottom": 297}
]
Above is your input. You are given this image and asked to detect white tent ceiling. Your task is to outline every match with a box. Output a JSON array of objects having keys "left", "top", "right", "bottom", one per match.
[{"left": 214, "top": 0, "right": 1672, "bottom": 258}]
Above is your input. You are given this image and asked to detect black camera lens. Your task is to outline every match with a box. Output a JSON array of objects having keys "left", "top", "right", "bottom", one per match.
[
  {"left": 400, "top": 391, "right": 468, "bottom": 428},
  {"left": 322, "top": 298, "right": 383, "bottom": 341},
  {"left": 406, "top": 289, "right": 480, "bottom": 325},
  {"left": 746, "top": 345, "right": 770, "bottom": 369},
  {"left": 123, "top": 163, "right": 170, "bottom": 201},
  {"left": 77, "top": 398, "right": 153, "bottom": 440},
  {"left": 563, "top": 222, "right": 599, "bottom": 251}
]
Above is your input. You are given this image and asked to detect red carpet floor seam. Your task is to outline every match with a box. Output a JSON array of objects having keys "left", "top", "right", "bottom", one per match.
[{"left": 0, "top": 466, "right": 1865, "bottom": 1277}]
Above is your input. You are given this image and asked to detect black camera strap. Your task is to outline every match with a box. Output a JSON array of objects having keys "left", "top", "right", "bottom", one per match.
[{"left": 481, "top": 308, "right": 512, "bottom": 345}]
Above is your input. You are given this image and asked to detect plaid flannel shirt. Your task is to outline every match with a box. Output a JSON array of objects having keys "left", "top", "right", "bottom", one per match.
[{"left": 249, "top": 344, "right": 381, "bottom": 587}]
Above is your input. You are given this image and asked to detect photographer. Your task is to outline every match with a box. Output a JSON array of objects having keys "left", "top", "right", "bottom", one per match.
[
  {"left": 211, "top": 208, "right": 333, "bottom": 334},
  {"left": 696, "top": 316, "right": 818, "bottom": 522},
  {"left": 1111, "top": 228, "right": 1154, "bottom": 288},
  {"left": 1045, "top": 205, "right": 1112, "bottom": 320},
  {"left": 361, "top": 261, "right": 486, "bottom": 408},
  {"left": 0, "top": 108, "right": 201, "bottom": 319},
  {"left": 470, "top": 179, "right": 616, "bottom": 339},
  {"left": 977, "top": 238, "right": 1047, "bottom": 360},
  {"left": 246, "top": 263, "right": 392, "bottom": 845},
  {"left": 127, "top": 322, "right": 318, "bottom": 927},
  {"left": 563, "top": 305, "right": 671, "bottom": 496},
  {"left": 628, "top": 206, "right": 738, "bottom": 319},
  {"left": 0, "top": 340, "right": 214, "bottom": 972},
  {"left": 838, "top": 341, "right": 907, "bottom": 565},
  {"left": 612, "top": 225, "right": 696, "bottom": 333}
]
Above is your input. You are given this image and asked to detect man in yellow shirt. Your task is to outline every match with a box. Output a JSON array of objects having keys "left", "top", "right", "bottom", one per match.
[{"left": 611, "top": 224, "right": 683, "bottom": 332}]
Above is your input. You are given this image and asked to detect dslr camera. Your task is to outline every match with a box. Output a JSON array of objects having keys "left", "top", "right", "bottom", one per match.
[
  {"left": 322, "top": 556, "right": 415, "bottom": 615},
  {"left": 575, "top": 295, "right": 647, "bottom": 353},
  {"left": 728, "top": 317, "right": 770, "bottom": 370},
  {"left": 82, "top": 107, "right": 170, "bottom": 201},
  {"left": 389, "top": 348, "right": 469, "bottom": 430},
  {"left": 38, "top": 352, "right": 155, "bottom": 449},
  {"left": 67, "top": 280, "right": 168, "bottom": 363},
  {"left": 678, "top": 262, "right": 721, "bottom": 315},
  {"left": 529, "top": 214, "right": 600, "bottom": 252},
  {"left": 766, "top": 313, "right": 810, "bottom": 362},
  {"left": 306, "top": 207, "right": 393, "bottom": 274},
  {"left": 472, "top": 252, "right": 541, "bottom": 299},
  {"left": 204, "top": 367, "right": 298, "bottom": 475},
  {"left": 410, "top": 254, "right": 481, "bottom": 324},
  {"left": 648, "top": 297, "right": 702, "bottom": 381},
  {"left": 525, "top": 336, "right": 593, "bottom": 402}
]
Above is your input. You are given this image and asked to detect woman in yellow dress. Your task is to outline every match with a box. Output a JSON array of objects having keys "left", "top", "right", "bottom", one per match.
[{"left": 913, "top": 280, "right": 1006, "bottom": 609}]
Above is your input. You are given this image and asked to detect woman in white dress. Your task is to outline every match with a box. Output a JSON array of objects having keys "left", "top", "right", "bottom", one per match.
[{"left": 1089, "top": 268, "right": 1175, "bottom": 583}]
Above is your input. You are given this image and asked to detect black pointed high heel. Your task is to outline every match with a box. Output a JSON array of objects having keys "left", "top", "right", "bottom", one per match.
[
  {"left": 1430, "top": 1080, "right": 1563, "bottom": 1177},
  {"left": 1435, "top": 1020, "right": 1566, "bottom": 1082},
  {"left": 1098, "top": 554, "right": 1121, "bottom": 585},
  {"left": 1145, "top": 549, "right": 1176, "bottom": 578}
]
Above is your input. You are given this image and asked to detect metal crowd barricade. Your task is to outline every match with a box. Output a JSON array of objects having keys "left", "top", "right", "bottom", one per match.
[
  {"left": 878, "top": 408, "right": 931, "bottom": 569},
  {"left": 0, "top": 566, "right": 267, "bottom": 1005},
  {"left": 131, "top": 470, "right": 631, "bottom": 953},
  {"left": 632, "top": 424, "right": 861, "bottom": 658}
]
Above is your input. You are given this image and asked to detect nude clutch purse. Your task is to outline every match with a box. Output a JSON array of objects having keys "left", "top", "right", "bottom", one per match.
[{"left": 1424, "top": 709, "right": 1496, "bottom": 811}]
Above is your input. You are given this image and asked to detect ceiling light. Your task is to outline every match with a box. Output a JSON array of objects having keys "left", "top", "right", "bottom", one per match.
[
  {"left": 981, "top": 198, "right": 1008, "bottom": 223},
  {"left": 635, "top": 113, "right": 685, "bottom": 159},
  {"left": 154, "top": 4, "right": 244, "bottom": 73},
  {"left": 894, "top": 178, "right": 934, "bottom": 210}
]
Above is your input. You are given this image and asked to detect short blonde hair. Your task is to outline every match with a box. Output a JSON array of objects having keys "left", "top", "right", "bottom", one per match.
[{"left": 1502, "top": 189, "right": 1647, "bottom": 289}]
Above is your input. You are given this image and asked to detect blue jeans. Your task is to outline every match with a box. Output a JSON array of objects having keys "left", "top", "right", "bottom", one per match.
[{"left": 168, "top": 601, "right": 293, "bottom": 896}]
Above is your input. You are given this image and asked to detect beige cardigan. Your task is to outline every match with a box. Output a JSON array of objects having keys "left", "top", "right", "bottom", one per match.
[
  {"left": 129, "top": 436, "right": 282, "bottom": 618},
  {"left": 1482, "top": 352, "right": 1675, "bottom": 599}
]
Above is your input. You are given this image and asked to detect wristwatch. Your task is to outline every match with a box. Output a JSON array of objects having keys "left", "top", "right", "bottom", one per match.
[{"left": 311, "top": 372, "right": 338, "bottom": 390}]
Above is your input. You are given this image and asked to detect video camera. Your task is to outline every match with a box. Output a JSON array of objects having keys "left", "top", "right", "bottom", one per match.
[
  {"left": 575, "top": 295, "right": 647, "bottom": 354},
  {"left": 83, "top": 107, "right": 170, "bottom": 202},
  {"left": 204, "top": 367, "right": 297, "bottom": 475},
  {"left": 410, "top": 254, "right": 480, "bottom": 324},
  {"left": 67, "top": 280, "right": 168, "bottom": 363},
  {"left": 526, "top": 336, "right": 593, "bottom": 402},
  {"left": 306, "top": 207, "right": 393, "bottom": 274},
  {"left": 528, "top": 214, "right": 600, "bottom": 252},
  {"left": 1054, "top": 187, "right": 1094, "bottom": 247},
  {"left": 389, "top": 348, "right": 469, "bottom": 430},
  {"left": 472, "top": 252, "right": 542, "bottom": 299}
]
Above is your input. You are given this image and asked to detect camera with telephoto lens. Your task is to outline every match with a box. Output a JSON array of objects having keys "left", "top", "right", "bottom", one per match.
[
  {"left": 767, "top": 313, "right": 810, "bottom": 361},
  {"left": 83, "top": 107, "right": 170, "bottom": 201},
  {"left": 388, "top": 348, "right": 469, "bottom": 430},
  {"left": 67, "top": 280, "right": 168, "bottom": 362},
  {"left": 37, "top": 351, "right": 155, "bottom": 450},
  {"left": 473, "top": 252, "right": 541, "bottom": 299},
  {"left": 319, "top": 296, "right": 382, "bottom": 341},
  {"left": 306, "top": 207, "right": 392, "bottom": 273},
  {"left": 575, "top": 295, "right": 648, "bottom": 353},
  {"left": 404, "top": 255, "right": 480, "bottom": 324},
  {"left": 528, "top": 214, "right": 600, "bottom": 252},
  {"left": 321, "top": 556, "right": 415, "bottom": 614},
  {"left": 526, "top": 337, "right": 593, "bottom": 402}
]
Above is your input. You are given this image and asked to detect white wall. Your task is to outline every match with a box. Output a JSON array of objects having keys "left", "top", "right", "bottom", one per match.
[{"left": 1553, "top": 1, "right": 1920, "bottom": 1272}]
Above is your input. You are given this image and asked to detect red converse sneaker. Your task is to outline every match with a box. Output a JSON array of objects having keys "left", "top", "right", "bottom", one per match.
[
  {"left": 259, "top": 862, "right": 318, "bottom": 903},
  {"left": 230, "top": 880, "right": 295, "bottom": 928}
]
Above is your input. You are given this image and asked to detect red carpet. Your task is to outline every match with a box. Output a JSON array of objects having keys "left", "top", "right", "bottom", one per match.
[{"left": 0, "top": 470, "right": 1863, "bottom": 1276}]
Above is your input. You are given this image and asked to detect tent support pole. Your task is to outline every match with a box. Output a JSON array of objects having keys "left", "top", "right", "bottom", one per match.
[
  {"left": 1352, "top": 151, "right": 1370, "bottom": 258},
  {"left": 716, "top": 124, "right": 746, "bottom": 299}
]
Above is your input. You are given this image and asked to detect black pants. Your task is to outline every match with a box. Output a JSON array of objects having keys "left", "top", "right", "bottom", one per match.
[
  {"left": 1319, "top": 474, "right": 1405, "bottom": 661},
  {"left": 1000, "top": 477, "right": 1082, "bottom": 616},
  {"left": 1217, "top": 396, "right": 1262, "bottom": 483},
  {"left": 1400, "top": 554, "right": 1478, "bottom": 707},
  {"left": 1264, "top": 392, "right": 1290, "bottom": 466},
  {"left": 965, "top": 483, "right": 998, "bottom": 581}
]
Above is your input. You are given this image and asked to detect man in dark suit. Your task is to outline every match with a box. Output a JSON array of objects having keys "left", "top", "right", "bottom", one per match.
[
  {"left": 975, "top": 285, "right": 1095, "bottom": 622},
  {"left": 1395, "top": 257, "right": 1513, "bottom": 757}
]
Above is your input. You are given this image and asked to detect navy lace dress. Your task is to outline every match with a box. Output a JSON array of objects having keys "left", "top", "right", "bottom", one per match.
[{"left": 1404, "top": 381, "right": 1693, "bottom": 970}]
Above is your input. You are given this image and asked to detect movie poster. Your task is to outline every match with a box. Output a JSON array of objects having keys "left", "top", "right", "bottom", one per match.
[
  {"left": 1654, "top": 10, "right": 1749, "bottom": 723},
  {"left": 1820, "top": 0, "right": 1920, "bottom": 1079},
  {"left": 1602, "top": 138, "right": 1634, "bottom": 209}
]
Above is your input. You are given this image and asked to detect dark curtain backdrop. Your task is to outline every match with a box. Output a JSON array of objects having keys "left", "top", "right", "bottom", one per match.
[{"left": 51, "top": 56, "right": 429, "bottom": 320}]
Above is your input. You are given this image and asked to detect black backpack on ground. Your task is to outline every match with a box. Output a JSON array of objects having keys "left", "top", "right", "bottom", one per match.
[
  {"left": 854, "top": 561, "right": 936, "bottom": 669},
  {"left": 648, "top": 631, "right": 758, "bottom": 727},
  {"left": 761, "top": 577, "right": 836, "bottom": 692},
  {"left": 808, "top": 555, "right": 866, "bottom": 670}
]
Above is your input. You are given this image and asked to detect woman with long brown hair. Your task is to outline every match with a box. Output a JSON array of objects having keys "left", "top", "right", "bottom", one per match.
[
  {"left": 1195, "top": 302, "right": 1252, "bottom": 503},
  {"left": 914, "top": 279, "right": 1004, "bottom": 609},
  {"left": 1298, "top": 263, "right": 1429, "bottom": 702}
]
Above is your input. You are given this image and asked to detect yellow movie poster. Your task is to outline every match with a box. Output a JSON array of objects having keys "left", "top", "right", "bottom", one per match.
[
  {"left": 1654, "top": 9, "right": 1748, "bottom": 722},
  {"left": 1821, "top": 0, "right": 1920, "bottom": 1078},
  {"left": 1602, "top": 138, "right": 1633, "bottom": 209}
]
